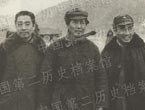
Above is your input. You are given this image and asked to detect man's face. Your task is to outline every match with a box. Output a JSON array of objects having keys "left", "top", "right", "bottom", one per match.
[
  {"left": 115, "top": 23, "right": 134, "bottom": 43},
  {"left": 43, "top": 35, "right": 50, "bottom": 43},
  {"left": 67, "top": 19, "right": 87, "bottom": 39},
  {"left": 15, "top": 15, "right": 35, "bottom": 40}
]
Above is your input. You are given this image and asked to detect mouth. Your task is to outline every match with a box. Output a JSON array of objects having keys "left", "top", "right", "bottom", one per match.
[
  {"left": 19, "top": 32, "right": 29, "bottom": 38},
  {"left": 20, "top": 32, "right": 28, "bottom": 34},
  {"left": 122, "top": 35, "right": 132, "bottom": 42},
  {"left": 75, "top": 30, "right": 83, "bottom": 36},
  {"left": 75, "top": 30, "right": 83, "bottom": 33}
]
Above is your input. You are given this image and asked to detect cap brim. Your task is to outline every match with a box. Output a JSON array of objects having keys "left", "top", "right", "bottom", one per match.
[
  {"left": 117, "top": 21, "right": 133, "bottom": 26},
  {"left": 70, "top": 16, "right": 87, "bottom": 20}
]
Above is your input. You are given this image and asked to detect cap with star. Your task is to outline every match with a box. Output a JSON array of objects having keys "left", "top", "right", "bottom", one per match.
[
  {"left": 113, "top": 14, "right": 134, "bottom": 26},
  {"left": 64, "top": 8, "right": 89, "bottom": 25}
]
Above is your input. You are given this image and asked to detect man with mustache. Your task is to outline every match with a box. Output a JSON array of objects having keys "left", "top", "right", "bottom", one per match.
[
  {"left": 0, "top": 11, "right": 46, "bottom": 110},
  {"left": 102, "top": 15, "right": 145, "bottom": 110},
  {"left": 39, "top": 8, "right": 108, "bottom": 110}
]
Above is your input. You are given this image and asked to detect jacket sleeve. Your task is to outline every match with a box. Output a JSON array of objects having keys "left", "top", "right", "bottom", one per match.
[
  {"left": 94, "top": 47, "right": 109, "bottom": 109},
  {"left": 36, "top": 45, "right": 54, "bottom": 110},
  {"left": 0, "top": 43, "right": 6, "bottom": 82}
]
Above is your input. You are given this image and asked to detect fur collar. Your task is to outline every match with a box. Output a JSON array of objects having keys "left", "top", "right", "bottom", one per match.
[
  {"left": 2, "top": 33, "right": 46, "bottom": 54},
  {"left": 104, "top": 33, "right": 145, "bottom": 51}
]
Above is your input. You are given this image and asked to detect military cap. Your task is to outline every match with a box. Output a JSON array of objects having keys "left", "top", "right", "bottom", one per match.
[
  {"left": 113, "top": 14, "right": 134, "bottom": 26},
  {"left": 64, "top": 8, "right": 89, "bottom": 25}
]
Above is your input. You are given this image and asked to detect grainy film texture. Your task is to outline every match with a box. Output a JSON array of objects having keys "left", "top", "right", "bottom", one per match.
[{"left": 0, "top": 0, "right": 145, "bottom": 110}]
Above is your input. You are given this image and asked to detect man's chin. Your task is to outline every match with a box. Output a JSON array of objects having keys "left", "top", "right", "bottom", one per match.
[
  {"left": 20, "top": 35, "right": 29, "bottom": 38},
  {"left": 118, "top": 38, "right": 132, "bottom": 45},
  {"left": 74, "top": 34, "right": 83, "bottom": 38},
  {"left": 19, "top": 35, "right": 31, "bottom": 41},
  {"left": 124, "top": 39, "right": 132, "bottom": 42},
  {"left": 123, "top": 37, "right": 133, "bottom": 43},
  {"left": 118, "top": 35, "right": 133, "bottom": 43}
]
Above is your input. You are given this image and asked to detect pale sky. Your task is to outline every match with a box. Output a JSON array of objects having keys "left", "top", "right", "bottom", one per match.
[{"left": 0, "top": 0, "right": 68, "bottom": 16}]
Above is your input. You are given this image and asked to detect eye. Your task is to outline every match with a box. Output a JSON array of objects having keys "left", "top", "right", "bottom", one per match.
[
  {"left": 80, "top": 20, "right": 86, "bottom": 24},
  {"left": 17, "top": 23, "right": 22, "bottom": 26},
  {"left": 119, "top": 25, "right": 125, "bottom": 30},
  {"left": 128, "top": 25, "right": 133, "bottom": 30},
  {"left": 72, "top": 20, "right": 78, "bottom": 24},
  {"left": 25, "top": 23, "right": 30, "bottom": 26}
]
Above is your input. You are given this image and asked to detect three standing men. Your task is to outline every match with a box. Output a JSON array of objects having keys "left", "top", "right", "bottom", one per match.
[{"left": 1, "top": 7, "right": 144, "bottom": 110}]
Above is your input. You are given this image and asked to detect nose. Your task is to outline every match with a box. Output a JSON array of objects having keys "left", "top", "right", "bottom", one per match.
[
  {"left": 125, "top": 29, "right": 130, "bottom": 34},
  {"left": 22, "top": 24, "right": 26, "bottom": 30},
  {"left": 76, "top": 22, "right": 81, "bottom": 28},
  {"left": 124, "top": 26, "right": 130, "bottom": 34}
]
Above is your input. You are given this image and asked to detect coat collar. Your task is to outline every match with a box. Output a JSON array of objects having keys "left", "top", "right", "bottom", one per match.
[
  {"left": 3, "top": 32, "right": 46, "bottom": 54},
  {"left": 104, "top": 33, "right": 145, "bottom": 51}
]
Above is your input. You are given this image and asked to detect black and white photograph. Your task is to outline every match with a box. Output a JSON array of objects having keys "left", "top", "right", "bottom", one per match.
[{"left": 0, "top": 0, "right": 145, "bottom": 110}]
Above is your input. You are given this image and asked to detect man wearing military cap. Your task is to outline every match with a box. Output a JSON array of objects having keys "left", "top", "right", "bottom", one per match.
[
  {"left": 102, "top": 14, "right": 145, "bottom": 110},
  {"left": 40, "top": 8, "right": 108, "bottom": 110}
]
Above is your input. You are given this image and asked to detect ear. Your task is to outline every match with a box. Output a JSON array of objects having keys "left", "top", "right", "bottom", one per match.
[
  {"left": 32, "top": 24, "right": 36, "bottom": 31},
  {"left": 112, "top": 24, "right": 117, "bottom": 32},
  {"left": 132, "top": 26, "right": 135, "bottom": 31}
]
